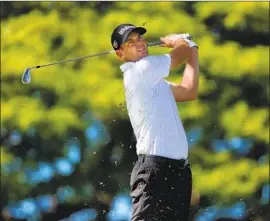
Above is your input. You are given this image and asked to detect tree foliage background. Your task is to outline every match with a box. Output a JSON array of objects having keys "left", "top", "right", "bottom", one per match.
[{"left": 1, "top": 1, "right": 269, "bottom": 221}]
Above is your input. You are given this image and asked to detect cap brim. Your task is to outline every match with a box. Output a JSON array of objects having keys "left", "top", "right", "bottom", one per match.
[{"left": 121, "top": 27, "right": 147, "bottom": 44}]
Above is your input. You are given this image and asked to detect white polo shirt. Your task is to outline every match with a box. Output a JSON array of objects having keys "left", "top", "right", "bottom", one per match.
[{"left": 120, "top": 54, "right": 188, "bottom": 160}]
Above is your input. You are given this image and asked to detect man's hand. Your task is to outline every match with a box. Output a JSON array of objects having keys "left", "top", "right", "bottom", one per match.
[{"left": 160, "top": 33, "right": 193, "bottom": 48}]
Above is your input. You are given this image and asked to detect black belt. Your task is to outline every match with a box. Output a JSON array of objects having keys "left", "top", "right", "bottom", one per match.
[{"left": 138, "top": 154, "right": 189, "bottom": 169}]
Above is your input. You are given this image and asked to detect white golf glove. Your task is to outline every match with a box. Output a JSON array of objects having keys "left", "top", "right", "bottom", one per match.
[
  {"left": 166, "top": 33, "right": 198, "bottom": 48},
  {"left": 166, "top": 33, "right": 192, "bottom": 41},
  {"left": 183, "top": 38, "right": 198, "bottom": 48},
  {"left": 176, "top": 33, "right": 193, "bottom": 40}
]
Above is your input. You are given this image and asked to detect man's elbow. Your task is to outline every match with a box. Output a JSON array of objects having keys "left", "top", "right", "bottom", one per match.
[
  {"left": 175, "top": 90, "right": 198, "bottom": 102},
  {"left": 186, "top": 91, "right": 198, "bottom": 101}
]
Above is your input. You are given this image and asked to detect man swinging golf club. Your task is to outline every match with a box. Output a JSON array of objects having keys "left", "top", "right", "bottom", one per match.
[{"left": 111, "top": 23, "right": 199, "bottom": 221}]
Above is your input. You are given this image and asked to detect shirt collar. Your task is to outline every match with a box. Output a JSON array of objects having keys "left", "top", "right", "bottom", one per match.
[{"left": 120, "top": 62, "right": 134, "bottom": 72}]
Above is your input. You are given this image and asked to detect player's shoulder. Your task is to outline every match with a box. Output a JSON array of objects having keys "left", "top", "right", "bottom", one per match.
[
  {"left": 137, "top": 55, "right": 161, "bottom": 71},
  {"left": 139, "top": 54, "right": 170, "bottom": 64},
  {"left": 139, "top": 55, "right": 159, "bottom": 63},
  {"left": 138, "top": 54, "right": 170, "bottom": 71}
]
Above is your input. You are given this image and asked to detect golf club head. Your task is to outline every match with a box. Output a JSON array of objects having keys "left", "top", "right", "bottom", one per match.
[{"left": 22, "top": 68, "right": 31, "bottom": 84}]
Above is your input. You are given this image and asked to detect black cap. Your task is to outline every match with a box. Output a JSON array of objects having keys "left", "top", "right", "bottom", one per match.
[{"left": 111, "top": 23, "right": 147, "bottom": 50}]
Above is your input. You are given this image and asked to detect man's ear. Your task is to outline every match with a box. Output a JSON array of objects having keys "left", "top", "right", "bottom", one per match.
[{"left": 115, "top": 49, "right": 124, "bottom": 60}]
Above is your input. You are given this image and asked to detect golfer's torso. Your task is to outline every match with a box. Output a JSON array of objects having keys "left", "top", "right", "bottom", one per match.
[{"left": 123, "top": 67, "right": 188, "bottom": 160}]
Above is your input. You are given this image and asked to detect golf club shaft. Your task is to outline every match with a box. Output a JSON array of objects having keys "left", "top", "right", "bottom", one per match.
[
  {"left": 29, "top": 40, "right": 162, "bottom": 70},
  {"left": 29, "top": 51, "right": 114, "bottom": 70}
]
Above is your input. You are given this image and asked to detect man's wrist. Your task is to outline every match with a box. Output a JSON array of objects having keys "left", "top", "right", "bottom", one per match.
[
  {"left": 173, "top": 39, "right": 190, "bottom": 48},
  {"left": 183, "top": 39, "right": 199, "bottom": 49}
]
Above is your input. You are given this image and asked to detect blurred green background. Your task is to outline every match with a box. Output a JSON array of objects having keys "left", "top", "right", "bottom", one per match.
[{"left": 1, "top": 1, "right": 269, "bottom": 221}]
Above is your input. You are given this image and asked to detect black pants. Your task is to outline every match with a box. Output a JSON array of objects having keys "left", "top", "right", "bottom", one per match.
[{"left": 130, "top": 154, "right": 192, "bottom": 221}]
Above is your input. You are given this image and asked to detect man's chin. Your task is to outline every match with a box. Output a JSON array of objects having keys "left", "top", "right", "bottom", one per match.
[{"left": 139, "top": 51, "right": 148, "bottom": 58}]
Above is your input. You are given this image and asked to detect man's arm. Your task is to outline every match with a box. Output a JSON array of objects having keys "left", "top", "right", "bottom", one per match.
[
  {"left": 161, "top": 35, "right": 199, "bottom": 102},
  {"left": 170, "top": 47, "right": 199, "bottom": 102},
  {"left": 169, "top": 39, "right": 191, "bottom": 69}
]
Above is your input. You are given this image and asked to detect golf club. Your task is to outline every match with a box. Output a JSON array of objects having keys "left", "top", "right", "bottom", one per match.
[
  {"left": 21, "top": 41, "right": 162, "bottom": 84},
  {"left": 22, "top": 34, "right": 193, "bottom": 84}
]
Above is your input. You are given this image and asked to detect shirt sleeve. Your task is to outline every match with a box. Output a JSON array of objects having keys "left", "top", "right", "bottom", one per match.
[
  {"left": 139, "top": 54, "right": 171, "bottom": 88},
  {"left": 165, "top": 80, "right": 173, "bottom": 87}
]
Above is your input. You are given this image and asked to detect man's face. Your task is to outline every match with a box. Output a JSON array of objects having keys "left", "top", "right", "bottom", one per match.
[{"left": 116, "top": 32, "right": 148, "bottom": 62}]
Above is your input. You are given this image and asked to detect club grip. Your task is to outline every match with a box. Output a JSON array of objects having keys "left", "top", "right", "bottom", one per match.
[{"left": 148, "top": 40, "right": 162, "bottom": 47}]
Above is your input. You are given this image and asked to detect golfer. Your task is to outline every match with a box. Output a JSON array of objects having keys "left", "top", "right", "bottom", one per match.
[{"left": 111, "top": 24, "right": 199, "bottom": 221}]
